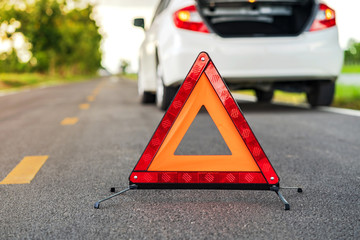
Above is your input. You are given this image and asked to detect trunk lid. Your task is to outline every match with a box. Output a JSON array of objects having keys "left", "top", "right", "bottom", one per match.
[{"left": 196, "top": 0, "right": 316, "bottom": 37}]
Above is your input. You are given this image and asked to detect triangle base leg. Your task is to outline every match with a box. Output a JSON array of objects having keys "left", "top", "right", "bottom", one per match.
[
  {"left": 275, "top": 190, "right": 290, "bottom": 210},
  {"left": 271, "top": 185, "right": 303, "bottom": 210},
  {"left": 280, "top": 186, "right": 303, "bottom": 193},
  {"left": 94, "top": 184, "right": 137, "bottom": 209}
]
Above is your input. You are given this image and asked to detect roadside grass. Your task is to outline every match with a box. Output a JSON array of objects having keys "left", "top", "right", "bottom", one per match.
[
  {"left": 236, "top": 90, "right": 308, "bottom": 105},
  {"left": 122, "top": 73, "right": 360, "bottom": 110},
  {"left": 4, "top": 72, "right": 358, "bottom": 110},
  {"left": 0, "top": 73, "right": 96, "bottom": 93},
  {"left": 236, "top": 84, "right": 360, "bottom": 110},
  {"left": 118, "top": 73, "right": 138, "bottom": 81},
  {"left": 342, "top": 65, "right": 360, "bottom": 73},
  {"left": 273, "top": 91, "right": 307, "bottom": 105},
  {"left": 333, "top": 84, "right": 360, "bottom": 110}
]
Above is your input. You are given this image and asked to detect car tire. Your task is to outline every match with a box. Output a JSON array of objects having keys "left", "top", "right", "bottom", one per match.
[
  {"left": 140, "top": 91, "right": 156, "bottom": 104},
  {"left": 156, "top": 63, "right": 177, "bottom": 110},
  {"left": 306, "top": 81, "right": 335, "bottom": 107},
  {"left": 255, "top": 89, "right": 274, "bottom": 103}
]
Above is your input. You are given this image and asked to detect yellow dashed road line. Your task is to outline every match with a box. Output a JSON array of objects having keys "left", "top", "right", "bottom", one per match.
[
  {"left": 92, "top": 89, "right": 100, "bottom": 96},
  {"left": 87, "top": 81, "right": 105, "bottom": 102},
  {"left": 61, "top": 117, "right": 79, "bottom": 125},
  {"left": 79, "top": 103, "right": 90, "bottom": 110},
  {"left": 1, "top": 82, "right": 107, "bottom": 185},
  {"left": 0, "top": 156, "right": 49, "bottom": 184},
  {"left": 87, "top": 95, "right": 95, "bottom": 102}
]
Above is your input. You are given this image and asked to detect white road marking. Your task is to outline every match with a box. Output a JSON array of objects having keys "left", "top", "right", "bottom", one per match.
[
  {"left": 317, "top": 107, "right": 360, "bottom": 117},
  {"left": 233, "top": 93, "right": 360, "bottom": 118}
]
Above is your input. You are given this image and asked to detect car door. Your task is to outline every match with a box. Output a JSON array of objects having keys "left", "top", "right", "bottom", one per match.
[{"left": 139, "top": 0, "right": 171, "bottom": 92}]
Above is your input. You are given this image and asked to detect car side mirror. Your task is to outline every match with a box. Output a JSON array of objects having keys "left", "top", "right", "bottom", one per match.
[{"left": 133, "top": 18, "right": 145, "bottom": 29}]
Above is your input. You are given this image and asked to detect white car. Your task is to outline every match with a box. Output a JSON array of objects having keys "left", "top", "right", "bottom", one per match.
[{"left": 134, "top": 0, "right": 343, "bottom": 110}]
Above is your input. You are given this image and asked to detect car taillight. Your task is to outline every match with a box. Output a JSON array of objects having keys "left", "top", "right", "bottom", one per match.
[
  {"left": 173, "top": 5, "right": 209, "bottom": 33},
  {"left": 309, "top": 3, "right": 336, "bottom": 31}
]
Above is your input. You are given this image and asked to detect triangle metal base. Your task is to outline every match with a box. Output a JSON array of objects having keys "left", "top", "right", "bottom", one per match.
[{"left": 94, "top": 184, "right": 302, "bottom": 210}]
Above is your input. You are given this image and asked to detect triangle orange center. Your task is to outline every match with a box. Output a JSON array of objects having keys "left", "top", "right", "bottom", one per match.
[
  {"left": 147, "top": 73, "right": 260, "bottom": 172},
  {"left": 174, "top": 105, "right": 231, "bottom": 156}
]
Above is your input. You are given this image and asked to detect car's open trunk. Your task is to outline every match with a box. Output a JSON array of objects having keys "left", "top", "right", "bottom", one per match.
[{"left": 197, "top": 0, "right": 316, "bottom": 37}]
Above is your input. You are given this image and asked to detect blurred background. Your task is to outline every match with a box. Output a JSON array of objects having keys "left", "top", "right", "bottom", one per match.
[{"left": 0, "top": 0, "right": 359, "bottom": 109}]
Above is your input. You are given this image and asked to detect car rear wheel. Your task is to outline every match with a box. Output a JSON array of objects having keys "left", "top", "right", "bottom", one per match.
[
  {"left": 306, "top": 81, "right": 335, "bottom": 107},
  {"left": 255, "top": 89, "right": 274, "bottom": 103},
  {"left": 156, "top": 63, "right": 177, "bottom": 110}
]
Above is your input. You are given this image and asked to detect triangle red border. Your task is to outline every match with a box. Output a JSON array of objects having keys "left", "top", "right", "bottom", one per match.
[{"left": 129, "top": 52, "right": 279, "bottom": 186}]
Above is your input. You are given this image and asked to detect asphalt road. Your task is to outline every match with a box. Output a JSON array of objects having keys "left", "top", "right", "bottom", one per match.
[{"left": 0, "top": 77, "right": 359, "bottom": 239}]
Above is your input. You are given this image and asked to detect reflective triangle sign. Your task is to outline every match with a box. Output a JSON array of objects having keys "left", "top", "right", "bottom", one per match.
[{"left": 129, "top": 52, "right": 279, "bottom": 189}]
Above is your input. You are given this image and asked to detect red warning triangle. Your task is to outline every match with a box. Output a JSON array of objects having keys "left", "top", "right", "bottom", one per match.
[{"left": 129, "top": 52, "right": 279, "bottom": 189}]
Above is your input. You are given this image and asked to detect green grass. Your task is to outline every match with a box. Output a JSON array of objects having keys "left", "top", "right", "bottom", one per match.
[
  {"left": 124, "top": 70, "right": 359, "bottom": 109},
  {"left": 6, "top": 72, "right": 356, "bottom": 110},
  {"left": 118, "top": 73, "right": 138, "bottom": 81},
  {"left": 236, "top": 84, "right": 360, "bottom": 110},
  {"left": 342, "top": 65, "right": 360, "bottom": 73},
  {"left": 236, "top": 90, "right": 307, "bottom": 105},
  {"left": 332, "top": 84, "right": 360, "bottom": 110},
  {"left": 0, "top": 73, "right": 97, "bottom": 93},
  {"left": 273, "top": 91, "right": 307, "bottom": 105}
]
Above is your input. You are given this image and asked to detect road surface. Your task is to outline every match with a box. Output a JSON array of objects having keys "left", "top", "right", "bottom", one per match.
[
  {"left": 338, "top": 74, "right": 360, "bottom": 85},
  {"left": 0, "top": 77, "right": 359, "bottom": 239}
]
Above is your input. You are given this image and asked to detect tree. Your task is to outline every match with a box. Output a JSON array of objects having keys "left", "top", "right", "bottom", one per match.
[
  {"left": 344, "top": 39, "right": 360, "bottom": 65},
  {"left": 0, "top": 0, "right": 102, "bottom": 74},
  {"left": 120, "top": 59, "right": 130, "bottom": 74}
]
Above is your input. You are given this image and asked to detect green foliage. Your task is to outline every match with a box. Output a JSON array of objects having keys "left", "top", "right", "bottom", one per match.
[
  {"left": 120, "top": 59, "right": 130, "bottom": 74},
  {"left": 344, "top": 39, "right": 360, "bottom": 66},
  {"left": 0, "top": 72, "right": 96, "bottom": 91},
  {"left": 0, "top": 0, "right": 102, "bottom": 74}
]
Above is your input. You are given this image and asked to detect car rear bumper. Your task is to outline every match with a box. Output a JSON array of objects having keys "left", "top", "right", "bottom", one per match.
[{"left": 160, "top": 27, "right": 343, "bottom": 87}]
